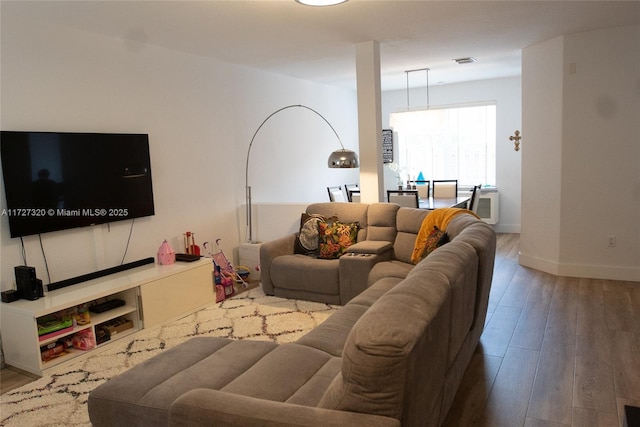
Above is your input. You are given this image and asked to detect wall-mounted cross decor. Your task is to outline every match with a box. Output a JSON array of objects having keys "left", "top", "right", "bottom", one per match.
[{"left": 509, "top": 130, "right": 522, "bottom": 151}]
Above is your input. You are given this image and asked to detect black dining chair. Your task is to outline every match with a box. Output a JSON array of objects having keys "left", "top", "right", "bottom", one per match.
[{"left": 468, "top": 184, "right": 482, "bottom": 212}]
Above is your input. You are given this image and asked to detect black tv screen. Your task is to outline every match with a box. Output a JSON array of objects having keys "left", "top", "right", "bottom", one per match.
[{"left": 1, "top": 131, "right": 155, "bottom": 237}]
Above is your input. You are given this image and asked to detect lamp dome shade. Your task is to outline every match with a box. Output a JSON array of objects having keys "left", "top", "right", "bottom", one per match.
[
  {"left": 328, "top": 149, "right": 359, "bottom": 168},
  {"left": 296, "top": 0, "right": 348, "bottom": 5}
]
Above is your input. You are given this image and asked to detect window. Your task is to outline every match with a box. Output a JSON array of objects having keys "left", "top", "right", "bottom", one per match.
[{"left": 389, "top": 103, "right": 496, "bottom": 188}]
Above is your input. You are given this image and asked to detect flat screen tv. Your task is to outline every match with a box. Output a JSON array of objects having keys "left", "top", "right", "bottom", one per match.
[{"left": 1, "top": 131, "right": 155, "bottom": 238}]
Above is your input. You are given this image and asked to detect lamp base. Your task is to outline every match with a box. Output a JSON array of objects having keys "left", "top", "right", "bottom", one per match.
[{"left": 238, "top": 243, "right": 262, "bottom": 281}]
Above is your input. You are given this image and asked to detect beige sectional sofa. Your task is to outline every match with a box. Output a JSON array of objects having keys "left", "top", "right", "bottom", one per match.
[
  {"left": 88, "top": 203, "right": 496, "bottom": 427},
  {"left": 261, "top": 202, "right": 431, "bottom": 305}
]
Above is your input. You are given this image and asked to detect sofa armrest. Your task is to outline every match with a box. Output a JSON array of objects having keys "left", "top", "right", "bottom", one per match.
[
  {"left": 346, "top": 240, "right": 393, "bottom": 255},
  {"left": 169, "top": 389, "right": 400, "bottom": 427},
  {"left": 339, "top": 249, "right": 391, "bottom": 304},
  {"left": 260, "top": 234, "right": 296, "bottom": 295}
]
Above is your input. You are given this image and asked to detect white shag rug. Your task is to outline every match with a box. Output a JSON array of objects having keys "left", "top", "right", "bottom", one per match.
[{"left": 0, "top": 286, "right": 338, "bottom": 426}]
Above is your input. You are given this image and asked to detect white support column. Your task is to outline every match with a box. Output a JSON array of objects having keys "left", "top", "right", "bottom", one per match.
[{"left": 355, "top": 41, "right": 384, "bottom": 203}]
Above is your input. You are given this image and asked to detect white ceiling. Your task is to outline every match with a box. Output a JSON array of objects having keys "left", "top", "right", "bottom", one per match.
[{"left": 4, "top": 0, "right": 640, "bottom": 91}]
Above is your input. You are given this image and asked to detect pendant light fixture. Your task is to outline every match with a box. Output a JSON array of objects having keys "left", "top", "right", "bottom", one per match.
[
  {"left": 405, "top": 67, "right": 430, "bottom": 110},
  {"left": 295, "top": 0, "right": 348, "bottom": 6}
]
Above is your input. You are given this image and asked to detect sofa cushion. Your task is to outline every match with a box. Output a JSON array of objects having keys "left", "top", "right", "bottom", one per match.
[
  {"left": 296, "top": 277, "right": 401, "bottom": 357},
  {"left": 296, "top": 303, "right": 369, "bottom": 357},
  {"left": 409, "top": 240, "right": 478, "bottom": 368},
  {"left": 346, "top": 240, "right": 393, "bottom": 255},
  {"left": 367, "top": 260, "right": 414, "bottom": 286},
  {"left": 419, "top": 226, "right": 449, "bottom": 260},
  {"left": 348, "top": 276, "right": 403, "bottom": 307},
  {"left": 318, "top": 221, "right": 359, "bottom": 259},
  {"left": 221, "top": 343, "right": 339, "bottom": 404},
  {"left": 365, "top": 203, "right": 399, "bottom": 242},
  {"left": 271, "top": 255, "right": 340, "bottom": 295},
  {"left": 88, "top": 338, "right": 279, "bottom": 427},
  {"left": 306, "top": 203, "right": 370, "bottom": 242},
  {"left": 445, "top": 215, "right": 497, "bottom": 331},
  {"left": 294, "top": 213, "right": 336, "bottom": 256},
  {"left": 392, "top": 207, "right": 429, "bottom": 263}
]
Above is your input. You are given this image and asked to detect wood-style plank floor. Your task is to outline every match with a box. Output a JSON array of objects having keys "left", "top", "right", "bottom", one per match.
[
  {"left": 443, "top": 234, "right": 640, "bottom": 427},
  {"left": 1, "top": 234, "right": 638, "bottom": 426}
]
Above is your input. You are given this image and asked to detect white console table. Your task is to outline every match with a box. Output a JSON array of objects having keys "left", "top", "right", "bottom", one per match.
[{"left": 1, "top": 258, "right": 213, "bottom": 376}]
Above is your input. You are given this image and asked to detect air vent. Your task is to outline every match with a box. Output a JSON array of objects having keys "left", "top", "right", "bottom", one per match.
[{"left": 453, "top": 57, "right": 477, "bottom": 64}]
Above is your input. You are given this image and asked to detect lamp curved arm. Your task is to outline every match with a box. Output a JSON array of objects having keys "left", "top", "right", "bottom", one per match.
[
  {"left": 244, "top": 104, "right": 357, "bottom": 243},
  {"left": 244, "top": 104, "right": 346, "bottom": 190}
]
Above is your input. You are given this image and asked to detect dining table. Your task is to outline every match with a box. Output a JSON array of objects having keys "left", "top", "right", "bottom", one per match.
[{"left": 419, "top": 196, "right": 470, "bottom": 210}]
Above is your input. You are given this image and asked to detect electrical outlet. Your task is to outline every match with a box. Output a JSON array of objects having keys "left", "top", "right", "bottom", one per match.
[{"left": 608, "top": 235, "right": 617, "bottom": 247}]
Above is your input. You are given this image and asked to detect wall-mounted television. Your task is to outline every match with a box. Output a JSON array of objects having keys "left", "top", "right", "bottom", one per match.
[{"left": 1, "top": 131, "right": 155, "bottom": 238}]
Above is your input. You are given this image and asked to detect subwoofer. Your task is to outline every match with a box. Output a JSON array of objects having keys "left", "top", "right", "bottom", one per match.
[{"left": 15, "top": 266, "right": 43, "bottom": 300}]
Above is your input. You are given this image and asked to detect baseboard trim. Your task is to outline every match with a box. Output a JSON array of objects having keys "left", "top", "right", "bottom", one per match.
[
  {"left": 519, "top": 252, "right": 640, "bottom": 282},
  {"left": 493, "top": 224, "right": 521, "bottom": 234}
]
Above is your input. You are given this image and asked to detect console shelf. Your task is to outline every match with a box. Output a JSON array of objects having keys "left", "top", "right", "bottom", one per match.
[{"left": 1, "top": 258, "right": 214, "bottom": 376}]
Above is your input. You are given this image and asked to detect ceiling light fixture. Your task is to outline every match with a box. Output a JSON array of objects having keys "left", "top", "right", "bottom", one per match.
[
  {"left": 454, "top": 57, "right": 477, "bottom": 64},
  {"left": 295, "top": 0, "right": 348, "bottom": 6},
  {"left": 405, "top": 67, "right": 430, "bottom": 110}
]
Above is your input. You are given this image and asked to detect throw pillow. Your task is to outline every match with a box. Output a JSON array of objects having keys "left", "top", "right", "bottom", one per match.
[
  {"left": 318, "top": 221, "right": 359, "bottom": 259},
  {"left": 294, "top": 213, "right": 336, "bottom": 256},
  {"left": 420, "top": 226, "right": 449, "bottom": 260}
]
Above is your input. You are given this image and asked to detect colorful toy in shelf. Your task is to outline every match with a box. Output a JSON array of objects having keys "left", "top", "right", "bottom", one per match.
[
  {"left": 41, "top": 340, "right": 68, "bottom": 362},
  {"left": 38, "top": 314, "right": 73, "bottom": 340},
  {"left": 72, "top": 329, "right": 96, "bottom": 351},
  {"left": 75, "top": 304, "right": 91, "bottom": 325},
  {"left": 157, "top": 240, "right": 176, "bottom": 265}
]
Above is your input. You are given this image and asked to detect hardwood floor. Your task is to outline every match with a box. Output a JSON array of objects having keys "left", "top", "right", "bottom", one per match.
[
  {"left": 443, "top": 234, "right": 640, "bottom": 427},
  {"left": 0, "top": 365, "right": 39, "bottom": 394},
  {"left": 1, "top": 234, "right": 638, "bottom": 426}
]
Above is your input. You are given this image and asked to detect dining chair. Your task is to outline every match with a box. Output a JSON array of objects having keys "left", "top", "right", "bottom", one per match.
[
  {"left": 468, "top": 184, "right": 482, "bottom": 212},
  {"left": 387, "top": 190, "right": 419, "bottom": 208},
  {"left": 345, "top": 183, "right": 359, "bottom": 202},
  {"left": 411, "top": 180, "right": 430, "bottom": 199},
  {"left": 432, "top": 180, "right": 458, "bottom": 198},
  {"left": 349, "top": 190, "right": 361, "bottom": 203},
  {"left": 327, "top": 186, "right": 346, "bottom": 202}
]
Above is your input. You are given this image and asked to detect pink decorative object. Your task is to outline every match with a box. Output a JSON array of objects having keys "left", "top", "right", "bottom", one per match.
[
  {"left": 157, "top": 240, "right": 176, "bottom": 265},
  {"left": 72, "top": 329, "right": 96, "bottom": 351},
  {"left": 215, "top": 285, "right": 225, "bottom": 303}
]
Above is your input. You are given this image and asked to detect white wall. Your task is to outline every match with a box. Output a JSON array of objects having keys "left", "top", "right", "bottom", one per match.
[
  {"left": 521, "top": 25, "right": 640, "bottom": 282},
  {"left": 520, "top": 36, "right": 565, "bottom": 274},
  {"left": 382, "top": 77, "right": 522, "bottom": 233},
  {"left": 0, "top": 12, "right": 358, "bottom": 291}
]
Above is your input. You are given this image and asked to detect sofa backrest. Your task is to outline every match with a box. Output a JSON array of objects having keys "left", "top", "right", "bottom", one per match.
[
  {"left": 445, "top": 215, "right": 497, "bottom": 331},
  {"left": 392, "top": 207, "right": 429, "bottom": 263},
  {"left": 318, "top": 241, "right": 479, "bottom": 425},
  {"left": 364, "top": 203, "right": 399, "bottom": 242},
  {"left": 306, "top": 202, "right": 370, "bottom": 242}
]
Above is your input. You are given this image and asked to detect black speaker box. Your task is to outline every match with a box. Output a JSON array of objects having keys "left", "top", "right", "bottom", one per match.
[
  {"left": 15, "top": 265, "right": 42, "bottom": 300},
  {"left": 1, "top": 290, "right": 19, "bottom": 303}
]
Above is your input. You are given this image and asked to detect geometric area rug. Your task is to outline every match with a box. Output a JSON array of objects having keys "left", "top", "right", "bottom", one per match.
[{"left": 0, "top": 285, "right": 339, "bottom": 426}]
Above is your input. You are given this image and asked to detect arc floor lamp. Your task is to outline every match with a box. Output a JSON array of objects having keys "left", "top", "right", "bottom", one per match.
[{"left": 245, "top": 104, "right": 359, "bottom": 243}]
